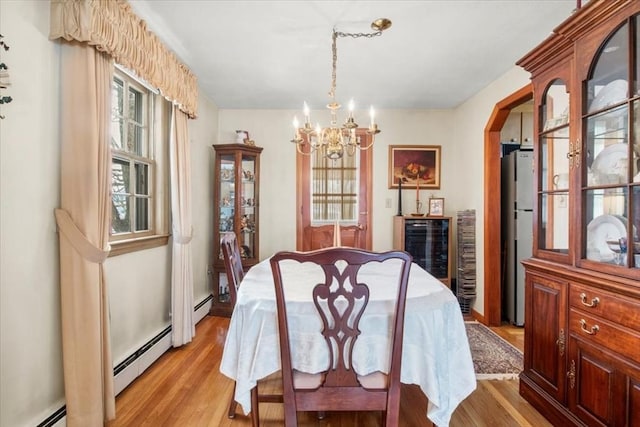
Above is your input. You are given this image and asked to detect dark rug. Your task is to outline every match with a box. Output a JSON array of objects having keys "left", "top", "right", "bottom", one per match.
[{"left": 465, "top": 321, "right": 523, "bottom": 380}]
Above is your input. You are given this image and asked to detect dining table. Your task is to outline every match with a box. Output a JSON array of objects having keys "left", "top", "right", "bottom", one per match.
[{"left": 219, "top": 254, "right": 476, "bottom": 427}]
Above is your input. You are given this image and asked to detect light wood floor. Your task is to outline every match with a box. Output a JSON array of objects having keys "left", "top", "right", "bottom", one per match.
[{"left": 106, "top": 315, "right": 550, "bottom": 427}]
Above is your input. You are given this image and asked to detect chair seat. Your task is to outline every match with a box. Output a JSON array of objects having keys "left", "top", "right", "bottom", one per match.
[
  {"left": 293, "top": 370, "right": 387, "bottom": 390},
  {"left": 357, "top": 371, "right": 388, "bottom": 389},
  {"left": 293, "top": 370, "right": 325, "bottom": 389}
]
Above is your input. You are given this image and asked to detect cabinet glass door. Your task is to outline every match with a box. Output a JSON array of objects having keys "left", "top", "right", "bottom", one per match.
[
  {"left": 239, "top": 154, "right": 257, "bottom": 261},
  {"left": 538, "top": 79, "right": 570, "bottom": 254},
  {"left": 219, "top": 154, "right": 235, "bottom": 236},
  {"left": 217, "top": 154, "right": 235, "bottom": 300},
  {"left": 581, "top": 19, "right": 640, "bottom": 270}
]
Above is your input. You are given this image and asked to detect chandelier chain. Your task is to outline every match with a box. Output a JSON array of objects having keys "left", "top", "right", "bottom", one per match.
[{"left": 329, "top": 29, "right": 383, "bottom": 99}]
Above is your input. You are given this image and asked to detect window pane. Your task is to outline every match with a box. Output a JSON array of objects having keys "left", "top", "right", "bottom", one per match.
[
  {"left": 129, "top": 86, "right": 143, "bottom": 123},
  {"left": 135, "top": 162, "right": 149, "bottom": 195},
  {"left": 112, "top": 158, "right": 130, "bottom": 194},
  {"left": 111, "top": 78, "right": 125, "bottom": 151},
  {"left": 111, "top": 120, "right": 124, "bottom": 151},
  {"left": 111, "top": 194, "right": 131, "bottom": 233},
  {"left": 135, "top": 197, "right": 149, "bottom": 231},
  {"left": 112, "top": 78, "right": 124, "bottom": 117},
  {"left": 127, "top": 123, "right": 144, "bottom": 156}
]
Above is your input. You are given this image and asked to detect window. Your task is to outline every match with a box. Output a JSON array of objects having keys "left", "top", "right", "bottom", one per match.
[
  {"left": 109, "top": 68, "right": 170, "bottom": 255},
  {"left": 311, "top": 151, "right": 358, "bottom": 222}
]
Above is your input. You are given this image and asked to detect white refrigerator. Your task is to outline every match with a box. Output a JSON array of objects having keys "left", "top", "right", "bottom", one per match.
[{"left": 502, "top": 150, "right": 533, "bottom": 326}]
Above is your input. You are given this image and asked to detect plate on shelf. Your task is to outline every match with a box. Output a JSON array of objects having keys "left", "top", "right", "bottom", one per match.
[
  {"left": 588, "top": 79, "right": 628, "bottom": 113},
  {"left": 591, "top": 143, "right": 628, "bottom": 185},
  {"left": 543, "top": 106, "right": 569, "bottom": 131},
  {"left": 586, "top": 214, "right": 628, "bottom": 262}
]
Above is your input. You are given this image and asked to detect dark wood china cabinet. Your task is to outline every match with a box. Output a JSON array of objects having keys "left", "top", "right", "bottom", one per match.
[
  {"left": 209, "top": 143, "right": 262, "bottom": 317},
  {"left": 517, "top": 1, "right": 640, "bottom": 426}
]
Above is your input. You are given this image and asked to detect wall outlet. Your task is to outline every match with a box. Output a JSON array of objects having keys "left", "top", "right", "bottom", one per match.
[{"left": 385, "top": 198, "right": 392, "bottom": 208}]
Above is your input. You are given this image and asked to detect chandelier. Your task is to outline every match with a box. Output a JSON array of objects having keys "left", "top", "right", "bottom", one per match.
[{"left": 291, "top": 18, "right": 392, "bottom": 160}]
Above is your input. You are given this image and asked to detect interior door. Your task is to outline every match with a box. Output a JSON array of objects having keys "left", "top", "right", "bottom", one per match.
[{"left": 296, "top": 129, "right": 372, "bottom": 250}]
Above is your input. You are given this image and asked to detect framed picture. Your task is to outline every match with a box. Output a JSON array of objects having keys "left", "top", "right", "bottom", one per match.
[
  {"left": 388, "top": 145, "right": 441, "bottom": 189},
  {"left": 428, "top": 198, "right": 445, "bottom": 217}
]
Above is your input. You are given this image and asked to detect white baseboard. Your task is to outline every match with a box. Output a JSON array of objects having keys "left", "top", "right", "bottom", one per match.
[
  {"left": 114, "top": 296, "right": 213, "bottom": 394},
  {"left": 41, "top": 296, "right": 214, "bottom": 427}
]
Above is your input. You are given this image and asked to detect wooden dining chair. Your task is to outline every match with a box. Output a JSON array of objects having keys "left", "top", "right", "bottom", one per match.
[
  {"left": 220, "top": 232, "right": 244, "bottom": 308},
  {"left": 222, "top": 232, "right": 282, "bottom": 426},
  {"left": 269, "top": 247, "right": 412, "bottom": 427},
  {"left": 220, "top": 233, "right": 244, "bottom": 419}
]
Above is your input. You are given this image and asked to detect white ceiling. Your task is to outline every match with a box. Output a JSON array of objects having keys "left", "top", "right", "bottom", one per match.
[{"left": 128, "top": 0, "right": 578, "bottom": 110}]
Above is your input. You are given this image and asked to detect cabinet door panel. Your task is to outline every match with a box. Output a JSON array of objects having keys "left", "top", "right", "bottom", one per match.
[
  {"left": 574, "top": 349, "right": 615, "bottom": 426},
  {"left": 568, "top": 336, "right": 633, "bottom": 427},
  {"left": 525, "top": 273, "right": 567, "bottom": 402}
]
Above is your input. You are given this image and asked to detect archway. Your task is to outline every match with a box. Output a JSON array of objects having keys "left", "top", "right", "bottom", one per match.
[{"left": 483, "top": 84, "right": 532, "bottom": 326}]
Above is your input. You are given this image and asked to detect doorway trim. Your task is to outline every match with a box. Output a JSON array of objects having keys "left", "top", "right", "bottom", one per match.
[{"left": 483, "top": 83, "right": 532, "bottom": 326}]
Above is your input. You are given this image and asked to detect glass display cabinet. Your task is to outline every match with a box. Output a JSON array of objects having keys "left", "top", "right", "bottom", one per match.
[
  {"left": 209, "top": 143, "right": 262, "bottom": 317},
  {"left": 517, "top": 3, "right": 640, "bottom": 426}
]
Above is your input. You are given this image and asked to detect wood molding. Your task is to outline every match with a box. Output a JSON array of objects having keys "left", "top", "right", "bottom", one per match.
[{"left": 483, "top": 84, "right": 533, "bottom": 326}]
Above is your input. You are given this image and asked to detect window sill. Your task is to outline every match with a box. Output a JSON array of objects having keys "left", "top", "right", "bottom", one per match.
[{"left": 109, "top": 234, "right": 170, "bottom": 257}]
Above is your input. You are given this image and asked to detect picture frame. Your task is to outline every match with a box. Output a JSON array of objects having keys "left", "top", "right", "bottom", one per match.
[
  {"left": 388, "top": 145, "right": 441, "bottom": 189},
  {"left": 428, "top": 198, "right": 445, "bottom": 217}
]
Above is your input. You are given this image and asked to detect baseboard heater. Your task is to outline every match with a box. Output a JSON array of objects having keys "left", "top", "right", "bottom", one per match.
[{"left": 37, "top": 295, "right": 213, "bottom": 427}]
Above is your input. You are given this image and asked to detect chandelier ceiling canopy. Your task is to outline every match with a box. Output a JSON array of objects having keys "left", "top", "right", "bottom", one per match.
[{"left": 291, "top": 18, "right": 392, "bottom": 160}]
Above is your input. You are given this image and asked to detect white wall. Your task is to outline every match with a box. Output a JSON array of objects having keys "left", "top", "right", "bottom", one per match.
[
  {"left": 452, "top": 66, "right": 531, "bottom": 315},
  {"left": 217, "top": 109, "right": 455, "bottom": 257},
  {"left": 0, "top": 2, "right": 65, "bottom": 425},
  {"left": 0, "top": 2, "right": 219, "bottom": 426}
]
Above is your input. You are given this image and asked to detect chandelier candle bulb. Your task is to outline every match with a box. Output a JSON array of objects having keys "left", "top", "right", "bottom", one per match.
[
  {"left": 293, "top": 116, "right": 299, "bottom": 133},
  {"left": 370, "top": 106, "right": 375, "bottom": 127},
  {"left": 303, "top": 102, "right": 310, "bottom": 125}
]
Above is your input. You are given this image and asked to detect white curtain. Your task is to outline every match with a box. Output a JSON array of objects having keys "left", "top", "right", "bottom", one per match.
[
  {"left": 169, "top": 105, "right": 195, "bottom": 346},
  {"left": 54, "top": 42, "right": 115, "bottom": 425}
]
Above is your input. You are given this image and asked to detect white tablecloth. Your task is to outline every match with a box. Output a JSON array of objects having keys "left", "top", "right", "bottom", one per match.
[{"left": 220, "top": 256, "right": 476, "bottom": 427}]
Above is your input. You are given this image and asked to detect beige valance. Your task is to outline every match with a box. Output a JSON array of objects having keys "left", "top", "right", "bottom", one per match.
[{"left": 50, "top": 0, "right": 198, "bottom": 118}]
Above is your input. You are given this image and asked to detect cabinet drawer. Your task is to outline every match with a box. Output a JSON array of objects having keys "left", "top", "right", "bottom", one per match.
[
  {"left": 569, "top": 283, "right": 640, "bottom": 330},
  {"left": 569, "top": 309, "right": 640, "bottom": 363}
]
